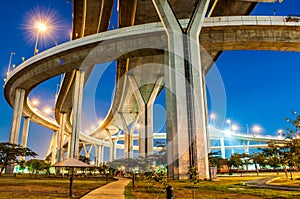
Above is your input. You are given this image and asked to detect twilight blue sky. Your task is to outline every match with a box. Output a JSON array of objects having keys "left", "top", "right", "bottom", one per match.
[{"left": 0, "top": 0, "right": 300, "bottom": 158}]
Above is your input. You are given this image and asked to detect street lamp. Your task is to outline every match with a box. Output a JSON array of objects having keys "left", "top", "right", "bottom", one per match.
[
  {"left": 210, "top": 113, "right": 216, "bottom": 126},
  {"left": 31, "top": 98, "right": 40, "bottom": 107},
  {"left": 278, "top": 129, "right": 284, "bottom": 137},
  {"left": 226, "top": 119, "right": 231, "bottom": 129},
  {"left": 252, "top": 125, "right": 261, "bottom": 136},
  {"left": 231, "top": 124, "right": 238, "bottom": 132},
  {"left": 34, "top": 21, "right": 47, "bottom": 55},
  {"left": 6, "top": 52, "right": 15, "bottom": 76},
  {"left": 43, "top": 106, "right": 52, "bottom": 115}
]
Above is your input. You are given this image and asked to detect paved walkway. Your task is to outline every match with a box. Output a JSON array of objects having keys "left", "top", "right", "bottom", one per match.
[
  {"left": 81, "top": 178, "right": 131, "bottom": 199},
  {"left": 244, "top": 177, "right": 300, "bottom": 191}
]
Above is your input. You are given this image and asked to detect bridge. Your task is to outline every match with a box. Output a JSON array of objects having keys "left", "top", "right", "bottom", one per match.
[{"left": 4, "top": 0, "right": 296, "bottom": 179}]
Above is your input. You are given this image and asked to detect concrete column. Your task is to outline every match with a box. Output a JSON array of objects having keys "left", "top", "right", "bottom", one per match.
[
  {"left": 153, "top": 0, "right": 189, "bottom": 180},
  {"left": 94, "top": 144, "right": 103, "bottom": 166},
  {"left": 85, "top": 144, "right": 93, "bottom": 159},
  {"left": 99, "top": 145, "right": 104, "bottom": 164},
  {"left": 128, "top": 75, "right": 163, "bottom": 159},
  {"left": 186, "top": 0, "right": 210, "bottom": 179},
  {"left": 9, "top": 88, "right": 25, "bottom": 144},
  {"left": 59, "top": 113, "right": 67, "bottom": 162},
  {"left": 67, "top": 134, "right": 71, "bottom": 158},
  {"left": 138, "top": 106, "right": 153, "bottom": 158},
  {"left": 109, "top": 141, "right": 115, "bottom": 161},
  {"left": 119, "top": 113, "right": 137, "bottom": 159},
  {"left": 244, "top": 140, "right": 250, "bottom": 154},
  {"left": 21, "top": 117, "right": 30, "bottom": 148},
  {"left": 20, "top": 116, "right": 31, "bottom": 160},
  {"left": 70, "top": 69, "right": 85, "bottom": 158},
  {"left": 220, "top": 136, "right": 225, "bottom": 159},
  {"left": 51, "top": 131, "right": 58, "bottom": 165},
  {"left": 153, "top": 0, "right": 210, "bottom": 179}
]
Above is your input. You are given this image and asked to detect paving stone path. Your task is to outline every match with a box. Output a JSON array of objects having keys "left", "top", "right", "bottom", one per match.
[{"left": 81, "top": 178, "right": 131, "bottom": 199}]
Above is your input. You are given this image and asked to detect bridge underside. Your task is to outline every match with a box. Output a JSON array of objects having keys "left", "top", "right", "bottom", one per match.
[{"left": 7, "top": 0, "right": 295, "bottom": 178}]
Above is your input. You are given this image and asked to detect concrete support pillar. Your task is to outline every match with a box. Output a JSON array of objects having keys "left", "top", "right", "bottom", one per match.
[
  {"left": 20, "top": 116, "right": 31, "bottom": 161},
  {"left": 119, "top": 113, "right": 137, "bottom": 159},
  {"left": 95, "top": 144, "right": 104, "bottom": 166},
  {"left": 109, "top": 141, "right": 115, "bottom": 162},
  {"left": 9, "top": 88, "right": 25, "bottom": 144},
  {"left": 128, "top": 75, "right": 163, "bottom": 159},
  {"left": 99, "top": 145, "right": 104, "bottom": 165},
  {"left": 107, "top": 130, "right": 119, "bottom": 161},
  {"left": 70, "top": 70, "right": 85, "bottom": 159},
  {"left": 244, "top": 140, "right": 250, "bottom": 154},
  {"left": 51, "top": 131, "right": 58, "bottom": 165},
  {"left": 67, "top": 134, "right": 71, "bottom": 158},
  {"left": 220, "top": 136, "right": 225, "bottom": 159},
  {"left": 138, "top": 106, "right": 153, "bottom": 158},
  {"left": 153, "top": 0, "right": 210, "bottom": 179},
  {"left": 21, "top": 117, "right": 30, "bottom": 148},
  {"left": 84, "top": 144, "right": 93, "bottom": 159},
  {"left": 59, "top": 113, "right": 67, "bottom": 162}
]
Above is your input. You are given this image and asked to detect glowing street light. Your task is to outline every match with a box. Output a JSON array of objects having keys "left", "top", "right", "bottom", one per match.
[
  {"left": 34, "top": 21, "right": 48, "bottom": 55},
  {"left": 210, "top": 113, "right": 216, "bottom": 126},
  {"left": 6, "top": 52, "right": 15, "bottom": 76},
  {"left": 43, "top": 106, "right": 52, "bottom": 115},
  {"left": 252, "top": 125, "right": 261, "bottom": 135},
  {"left": 31, "top": 98, "right": 40, "bottom": 107},
  {"left": 231, "top": 124, "right": 238, "bottom": 132},
  {"left": 278, "top": 129, "right": 284, "bottom": 137}
]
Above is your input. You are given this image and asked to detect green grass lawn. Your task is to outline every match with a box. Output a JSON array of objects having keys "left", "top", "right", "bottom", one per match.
[
  {"left": 0, "top": 174, "right": 110, "bottom": 199},
  {"left": 125, "top": 173, "right": 300, "bottom": 199}
]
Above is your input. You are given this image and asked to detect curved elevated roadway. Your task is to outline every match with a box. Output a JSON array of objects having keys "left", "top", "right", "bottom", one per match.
[
  {"left": 54, "top": 0, "right": 259, "bottom": 140},
  {"left": 4, "top": 16, "right": 300, "bottom": 151}
]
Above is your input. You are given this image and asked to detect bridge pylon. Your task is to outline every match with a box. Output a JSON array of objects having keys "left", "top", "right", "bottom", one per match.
[{"left": 153, "top": 0, "right": 210, "bottom": 179}]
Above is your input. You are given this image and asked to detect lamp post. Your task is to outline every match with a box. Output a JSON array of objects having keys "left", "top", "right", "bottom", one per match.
[
  {"left": 252, "top": 125, "right": 261, "bottom": 136},
  {"left": 278, "top": 129, "right": 284, "bottom": 137},
  {"left": 210, "top": 113, "right": 216, "bottom": 126},
  {"left": 34, "top": 22, "right": 47, "bottom": 55},
  {"left": 226, "top": 119, "right": 231, "bottom": 129},
  {"left": 6, "top": 52, "right": 15, "bottom": 76},
  {"left": 231, "top": 124, "right": 238, "bottom": 132}
]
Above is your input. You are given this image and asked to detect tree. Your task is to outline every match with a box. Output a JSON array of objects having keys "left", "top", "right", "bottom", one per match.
[
  {"left": 79, "top": 155, "right": 90, "bottom": 164},
  {"left": 228, "top": 153, "right": 243, "bottom": 173},
  {"left": 188, "top": 166, "right": 200, "bottom": 199},
  {"left": 208, "top": 152, "right": 222, "bottom": 168},
  {"left": 18, "top": 160, "right": 26, "bottom": 174},
  {"left": 0, "top": 142, "right": 37, "bottom": 175},
  {"left": 263, "top": 141, "right": 283, "bottom": 175},
  {"left": 26, "top": 159, "right": 46, "bottom": 178},
  {"left": 241, "top": 153, "right": 250, "bottom": 171},
  {"left": 251, "top": 152, "right": 267, "bottom": 176},
  {"left": 148, "top": 141, "right": 167, "bottom": 166}
]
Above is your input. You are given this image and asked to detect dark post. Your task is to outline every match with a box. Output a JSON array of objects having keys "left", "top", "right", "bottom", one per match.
[
  {"left": 166, "top": 185, "right": 174, "bottom": 199},
  {"left": 132, "top": 173, "right": 135, "bottom": 188},
  {"left": 69, "top": 168, "right": 74, "bottom": 198}
]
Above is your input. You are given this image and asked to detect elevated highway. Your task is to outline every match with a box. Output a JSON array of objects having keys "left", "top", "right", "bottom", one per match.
[
  {"left": 4, "top": 0, "right": 293, "bottom": 178},
  {"left": 5, "top": 16, "right": 300, "bottom": 139}
]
